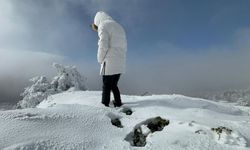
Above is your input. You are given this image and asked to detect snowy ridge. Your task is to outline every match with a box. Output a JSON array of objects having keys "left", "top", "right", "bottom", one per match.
[{"left": 1, "top": 91, "right": 250, "bottom": 149}]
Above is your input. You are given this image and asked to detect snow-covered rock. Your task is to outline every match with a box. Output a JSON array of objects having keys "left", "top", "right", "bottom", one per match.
[{"left": 1, "top": 91, "right": 250, "bottom": 149}]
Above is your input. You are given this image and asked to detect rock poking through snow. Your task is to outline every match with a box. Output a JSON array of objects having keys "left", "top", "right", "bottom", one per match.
[
  {"left": 125, "top": 116, "right": 169, "bottom": 147},
  {"left": 211, "top": 126, "right": 232, "bottom": 140},
  {"left": 147, "top": 116, "right": 170, "bottom": 132},
  {"left": 120, "top": 107, "right": 133, "bottom": 115},
  {"left": 131, "top": 127, "right": 147, "bottom": 147},
  {"left": 111, "top": 118, "right": 123, "bottom": 128}
]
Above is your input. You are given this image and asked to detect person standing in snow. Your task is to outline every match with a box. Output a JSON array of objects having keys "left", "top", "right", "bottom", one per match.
[{"left": 91, "top": 11, "right": 127, "bottom": 107}]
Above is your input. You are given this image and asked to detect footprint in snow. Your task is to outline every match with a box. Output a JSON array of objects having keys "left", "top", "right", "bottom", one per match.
[
  {"left": 106, "top": 112, "right": 123, "bottom": 128},
  {"left": 119, "top": 106, "right": 133, "bottom": 115},
  {"left": 177, "top": 121, "right": 248, "bottom": 147},
  {"left": 11, "top": 112, "right": 74, "bottom": 121},
  {"left": 12, "top": 112, "right": 46, "bottom": 121}
]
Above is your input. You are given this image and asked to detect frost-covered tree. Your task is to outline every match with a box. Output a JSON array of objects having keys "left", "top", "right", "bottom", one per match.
[
  {"left": 204, "top": 89, "right": 250, "bottom": 106},
  {"left": 16, "top": 76, "right": 54, "bottom": 108},
  {"left": 51, "top": 63, "right": 87, "bottom": 92},
  {"left": 17, "top": 63, "right": 87, "bottom": 108}
]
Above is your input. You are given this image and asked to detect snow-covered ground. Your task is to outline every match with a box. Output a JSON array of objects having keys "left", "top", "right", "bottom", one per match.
[{"left": 0, "top": 91, "right": 250, "bottom": 150}]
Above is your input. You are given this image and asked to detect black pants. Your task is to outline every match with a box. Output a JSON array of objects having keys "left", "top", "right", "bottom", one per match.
[{"left": 102, "top": 74, "right": 121, "bottom": 106}]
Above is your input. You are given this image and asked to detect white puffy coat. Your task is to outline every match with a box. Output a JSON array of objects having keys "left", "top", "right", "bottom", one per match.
[{"left": 94, "top": 11, "right": 127, "bottom": 75}]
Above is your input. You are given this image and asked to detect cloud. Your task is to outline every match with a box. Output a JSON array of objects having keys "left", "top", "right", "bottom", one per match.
[
  {"left": 234, "top": 28, "right": 250, "bottom": 50},
  {"left": 0, "top": 0, "right": 93, "bottom": 54},
  {"left": 0, "top": 49, "right": 64, "bottom": 103},
  {"left": 0, "top": 50, "right": 64, "bottom": 76},
  {"left": 122, "top": 28, "right": 250, "bottom": 96}
]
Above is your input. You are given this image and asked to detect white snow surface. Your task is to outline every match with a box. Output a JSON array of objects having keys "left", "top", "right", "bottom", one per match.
[{"left": 1, "top": 91, "right": 250, "bottom": 150}]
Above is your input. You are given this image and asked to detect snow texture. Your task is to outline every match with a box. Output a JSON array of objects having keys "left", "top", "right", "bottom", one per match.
[{"left": 1, "top": 91, "right": 250, "bottom": 149}]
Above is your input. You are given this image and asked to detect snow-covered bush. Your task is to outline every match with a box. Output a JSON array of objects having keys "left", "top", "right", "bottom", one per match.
[
  {"left": 17, "top": 63, "right": 87, "bottom": 108},
  {"left": 16, "top": 76, "right": 53, "bottom": 108},
  {"left": 204, "top": 89, "right": 250, "bottom": 106},
  {"left": 51, "top": 63, "right": 87, "bottom": 92}
]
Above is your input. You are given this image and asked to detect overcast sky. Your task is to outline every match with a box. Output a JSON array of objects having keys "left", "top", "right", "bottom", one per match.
[{"left": 1, "top": 0, "right": 250, "bottom": 104}]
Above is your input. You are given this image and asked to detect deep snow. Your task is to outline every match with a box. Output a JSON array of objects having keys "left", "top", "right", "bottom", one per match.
[{"left": 0, "top": 91, "right": 250, "bottom": 150}]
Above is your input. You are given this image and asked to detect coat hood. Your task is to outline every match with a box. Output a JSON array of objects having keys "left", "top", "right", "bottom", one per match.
[{"left": 94, "top": 11, "right": 113, "bottom": 27}]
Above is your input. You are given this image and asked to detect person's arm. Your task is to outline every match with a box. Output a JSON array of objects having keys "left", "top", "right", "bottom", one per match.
[{"left": 97, "top": 25, "right": 109, "bottom": 64}]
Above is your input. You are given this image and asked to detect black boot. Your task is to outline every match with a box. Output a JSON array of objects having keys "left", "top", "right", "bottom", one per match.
[
  {"left": 102, "top": 102, "right": 109, "bottom": 107},
  {"left": 112, "top": 100, "right": 123, "bottom": 107}
]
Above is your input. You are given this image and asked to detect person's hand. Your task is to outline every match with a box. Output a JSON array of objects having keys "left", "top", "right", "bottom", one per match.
[{"left": 90, "top": 24, "right": 98, "bottom": 32}]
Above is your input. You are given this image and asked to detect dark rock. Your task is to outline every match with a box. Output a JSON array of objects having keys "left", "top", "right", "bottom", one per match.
[
  {"left": 147, "top": 116, "right": 169, "bottom": 132},
  {"left": 211, "top": 126, "right": 232, "bottom": 140},
  {"left": 195, "top": 129, "right": 206, "bottom": 134},
  {"left": 112, "top": 100, "right": 122, "bottom": 107},
  {"left": 132, "top": 127, "right": 147, "bottom": 147},
  {"left": 111, "top": 118, "right": 123, "bottom": 128},
  {"left": 121, "top": 107, "right": 133, "bottom": 115},
  {"left": 125, "top": 116, "right": 169, "bottom": 147},
  {"left": 211, "top": 126, "right": 232, "bottom": 134}
]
